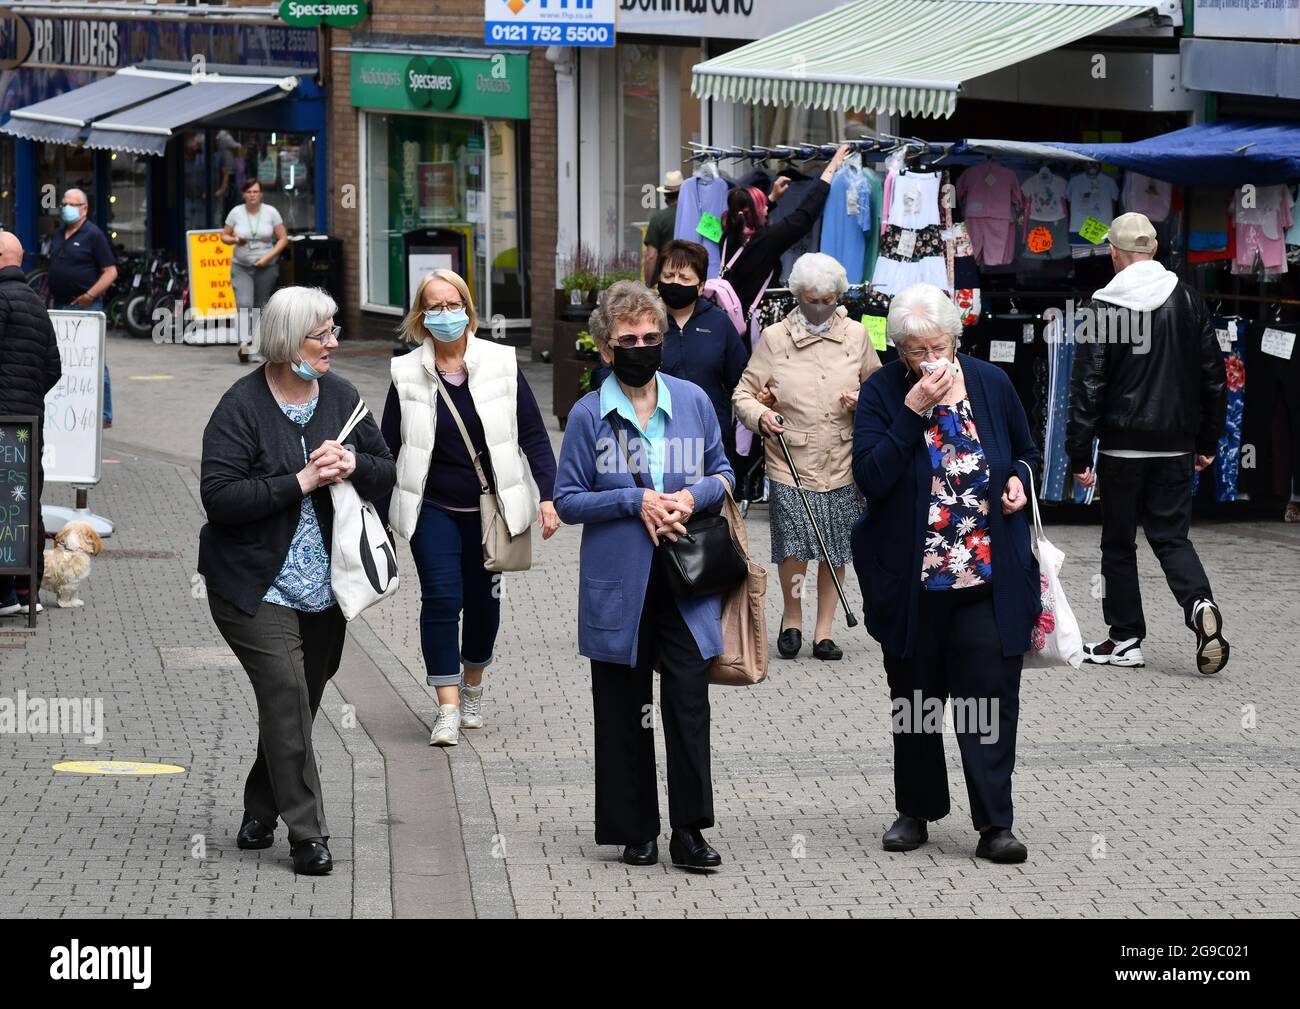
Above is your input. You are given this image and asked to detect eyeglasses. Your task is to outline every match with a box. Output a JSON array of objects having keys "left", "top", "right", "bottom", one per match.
[
  {"left": 609, "top": 331, "right": 664, "bottom": 350},
  {"left": 61, "top": 201, "right": 86, "bottom": 208},
  {"left": 425, "top": 302, "right": 465, "bottom": 315},
  {"left": 900, "top": 341, "right": 956, "bottom": 360},
  {"left": 305, "top": 325, "right": 341, "bottom": 345}
]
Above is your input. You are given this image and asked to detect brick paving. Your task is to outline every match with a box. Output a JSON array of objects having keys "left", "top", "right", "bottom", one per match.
[{"left": 2, "top": 332, "right": 1297, "bottom": 917}]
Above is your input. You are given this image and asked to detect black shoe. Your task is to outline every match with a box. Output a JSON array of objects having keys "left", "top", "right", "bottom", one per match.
[
  {"left": 1190, "top": 598, "right": 1229, "bottom": 675},
  {"left": 669, "top": 828, "right": 722, "bottom": 871},
  {"left": 291, "top": 839, "right": 333, "bottom": 875},
  {"left": 621, "top": 839, "right": 658, "bottom": 866},
  {"left": 976, "top": 828, "right": 1027, "bottom": 864},
  {"left": 777, "top": 628, "right": 802, "bottom": 658},
  {"left": 813, "top": 639, "right": 843, "bottom": 661},
  {"left": 236, "top": 812, "right": 275, "bottom": 850},
  {"left": 882, "top": 814, "right": 928, "bottom": 852}
]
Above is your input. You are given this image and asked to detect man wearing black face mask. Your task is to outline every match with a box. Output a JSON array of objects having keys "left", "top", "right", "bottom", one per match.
[{"left": 656, "top": 241, "right": 749, "bottom": 467}]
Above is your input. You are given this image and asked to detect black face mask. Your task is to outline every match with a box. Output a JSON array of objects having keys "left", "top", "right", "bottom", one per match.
[
  {"left": 658, "top": 281, "right": 699, "bottom": 311},
  {"left": 611, "top": 345, "right": 661, "bottom": 388}
]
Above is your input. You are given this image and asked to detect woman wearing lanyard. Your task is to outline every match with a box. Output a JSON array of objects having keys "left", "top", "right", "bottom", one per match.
[{"left": 223, "top": 178, "right": 289, "bottom": 364}]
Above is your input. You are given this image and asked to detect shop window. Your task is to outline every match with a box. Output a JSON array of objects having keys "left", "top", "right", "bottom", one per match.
[
  {"left": 107, "top": 150, "right": 147, "bottom": 253},
  {"left": 489, "top": 120, "right": 527, "bottom": 321},
  {"left": 364, "top": 113, "right": 490, "bottom": 316},
  {"left": 0, "top": 138, "right": 14, "bottom": 233},
  {"left": 181, "top": 127, "right": 316, "bottom": 235},
  {"left": 618, "top": 44, "right": 660, "bottom": 257},
  {"left": 36, "top": 142, "right": 94, "bottom": 248}
]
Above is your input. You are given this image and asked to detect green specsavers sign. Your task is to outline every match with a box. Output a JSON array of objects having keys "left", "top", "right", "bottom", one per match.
[
  {"left": 279, "top": 0, "right": 368, "bottom": 28},
  {"left": 351, "top": 52, "right": 529, "bottom": 119}
]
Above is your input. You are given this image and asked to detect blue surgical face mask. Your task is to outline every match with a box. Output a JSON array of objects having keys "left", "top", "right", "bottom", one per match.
[
  {"left": 61, "top": 205, "right": 81, "bottom": 224},
  {"left": 290, "top": 354, "right": 324, "bottom": 381},
  {"left": 424, "top": 309, "right": 468, "bottom": 343}
]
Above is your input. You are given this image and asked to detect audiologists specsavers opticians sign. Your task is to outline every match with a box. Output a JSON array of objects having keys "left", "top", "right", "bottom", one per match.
[{"left": 350, "top": 51, "right": 530, "bottom": 119}]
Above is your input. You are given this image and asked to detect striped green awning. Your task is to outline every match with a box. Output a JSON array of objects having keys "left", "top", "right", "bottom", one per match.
[{"left": 691, "top": 0, "right": 1164, "bottom": 120}]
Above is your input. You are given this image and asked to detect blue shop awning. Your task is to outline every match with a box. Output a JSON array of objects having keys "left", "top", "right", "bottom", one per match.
[
  {"left": 1048, "top": 120, "right": 1300, "bottom": 188},
  {"left": 0, "top": 67, "right": 188, "bottom": 145},
  {"left": 0, "top": 64, "right": 301, "bottom": 155},
  {"left": 85, "top": 77, "right": 297, "bottom": 156}
]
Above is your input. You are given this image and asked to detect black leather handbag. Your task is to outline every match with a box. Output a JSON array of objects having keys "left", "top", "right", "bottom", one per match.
[{"left": 615, "top": 421, "right": 748, "bottom": 598}]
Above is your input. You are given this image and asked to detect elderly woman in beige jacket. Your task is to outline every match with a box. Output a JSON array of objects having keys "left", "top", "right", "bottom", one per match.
[{"left": 733, "top": 252, "right": 881, "bottom": 660}]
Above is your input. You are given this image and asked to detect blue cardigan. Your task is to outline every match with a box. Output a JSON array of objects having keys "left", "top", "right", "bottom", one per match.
[
  {"left": 851, "top": 356, "right": 1042, "bottom": 660},
  {"left": 554, "top": 373, "right": 735, "bottom": 666}
]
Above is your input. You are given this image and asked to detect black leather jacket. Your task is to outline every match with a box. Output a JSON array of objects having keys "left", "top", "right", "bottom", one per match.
[{"left": 1067, "top": 281, "right": 1226, "bottom": 470}]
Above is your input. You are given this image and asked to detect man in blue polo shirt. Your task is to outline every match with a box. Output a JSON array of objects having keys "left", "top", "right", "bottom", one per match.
[{"left": 49, "top": 188, "right": 117, "bottom": 427}]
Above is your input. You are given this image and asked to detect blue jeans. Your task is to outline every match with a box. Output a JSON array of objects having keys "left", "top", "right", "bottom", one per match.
[
  {"left": 408, "top": 501, "right": 501, "bottom": 688},
  {"left": 55, "top": 299, "right": 110, "bottom": 422}
]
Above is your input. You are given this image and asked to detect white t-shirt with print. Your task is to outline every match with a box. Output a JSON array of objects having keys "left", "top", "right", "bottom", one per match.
[{"left": 1067, "top": 171, "right": 1119, "bottom": 232}]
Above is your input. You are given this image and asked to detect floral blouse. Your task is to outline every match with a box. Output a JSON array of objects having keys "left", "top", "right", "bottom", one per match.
[
  {"left": 263, "top": 397, "right": 335, "bottom": 612},
  {"left": 921, "top": 399, "right": 993, "bottom": 590}
]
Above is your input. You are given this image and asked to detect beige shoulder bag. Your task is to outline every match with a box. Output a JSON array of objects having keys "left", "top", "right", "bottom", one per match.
[{"left": 433, "top": 370, "right": 533, "bottom": 572}]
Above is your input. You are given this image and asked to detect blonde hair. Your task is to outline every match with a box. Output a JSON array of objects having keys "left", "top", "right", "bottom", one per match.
[
  {"left": 592, "top": 280, "right": 667, "bottom": 349},
  {"left": 400, "top": 269, "right": 478, "bottom": 344}
]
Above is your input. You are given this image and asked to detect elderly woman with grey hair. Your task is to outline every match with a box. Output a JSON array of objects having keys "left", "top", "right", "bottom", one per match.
[
  {"left": 555, "top": 280, "right": 735, "bottom": 871},
  {"left": 198, "top": 286, "right": 395, "bottom": 877},
  {"left": 851, "top": 282, "right": 1040, "bottom": 864},
  {"left": 733, "top": 252, "right": 881, "bottom": 661}
]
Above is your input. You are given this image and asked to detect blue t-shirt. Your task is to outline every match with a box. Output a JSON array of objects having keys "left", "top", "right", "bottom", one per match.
[{"left": 49, "top": 218, "right": 116, "bottom": 305}]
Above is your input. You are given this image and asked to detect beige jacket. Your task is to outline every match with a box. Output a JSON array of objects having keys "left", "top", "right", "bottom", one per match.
[{"left": 733, "top": 307, "right": 882, "bottom": 492}]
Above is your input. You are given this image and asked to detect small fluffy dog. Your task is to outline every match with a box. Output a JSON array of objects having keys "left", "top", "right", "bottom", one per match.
[{"left": 43, "top": 522, "right": 103, "bottom": 608}]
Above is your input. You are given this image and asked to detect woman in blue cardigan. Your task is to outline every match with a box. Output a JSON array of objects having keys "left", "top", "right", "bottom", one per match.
[
  {"left": 852, "top": 283, "right": 1042, "bottom": 864},
  {"left": 555, "top": 281, "right": 735, "bottom": 872}
]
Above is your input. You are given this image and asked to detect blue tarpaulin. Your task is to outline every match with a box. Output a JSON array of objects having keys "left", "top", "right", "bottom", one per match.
[{"left": 1046, "top": 120, "right": 1300, "bottom": 189}]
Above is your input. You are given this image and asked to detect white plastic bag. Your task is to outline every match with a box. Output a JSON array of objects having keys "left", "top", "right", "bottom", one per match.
[
  {"left": 1021, "top": 468, "right": 1084, "bottom": 668},
  {"left": 329, "top": 399, "right": 399, "bottom": 620}
]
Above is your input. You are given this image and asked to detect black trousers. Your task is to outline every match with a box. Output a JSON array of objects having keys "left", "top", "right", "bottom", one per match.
[
  {"left": 1098, "top": 453, "right": 1213, "bottom": 641},
  {"left": 882, "top": 586, "right": 1022, "bottom": 831},
  {"left": 209, "top": 592, "right": 347, "bottom": 844},
  {"left": 589, "top": 566, "right": 713, "bottom": 845}
]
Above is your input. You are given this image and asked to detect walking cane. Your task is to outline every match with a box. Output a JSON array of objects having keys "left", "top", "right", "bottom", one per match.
[{"left": 772, "top": 415, "right": 858, "bottom": 628}]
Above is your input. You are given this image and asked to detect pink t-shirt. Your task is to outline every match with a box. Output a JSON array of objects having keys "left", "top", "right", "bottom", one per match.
[
  {"left": 956, "top": 163, "right": 1024, "bottom": 221},
  {"left": 1229, "top": 185, "right": 1294, "bottom": 273}
]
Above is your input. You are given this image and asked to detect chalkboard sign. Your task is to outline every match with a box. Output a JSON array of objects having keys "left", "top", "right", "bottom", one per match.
[{"left": 0, "top": 416, "right": 41, "bottom": 628}]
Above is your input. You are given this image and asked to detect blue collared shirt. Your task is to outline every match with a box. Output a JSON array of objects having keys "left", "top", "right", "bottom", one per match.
[{"left": 600, "top": 371, "right": 673, "bottom": 492}]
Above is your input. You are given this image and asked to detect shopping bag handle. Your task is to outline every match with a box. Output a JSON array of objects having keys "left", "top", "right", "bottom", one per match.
[{"left": 1016, "top": 459, "right": 1046, "bottom": 550}]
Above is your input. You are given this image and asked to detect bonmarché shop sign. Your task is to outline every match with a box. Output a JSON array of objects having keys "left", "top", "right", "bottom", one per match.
[
  {"left": 351, "top": 52, "right": 528, "bottom": 119},
  {"left": 279, "top": 0, "right": 369, "bottom": 29},
  {"left": 616, "top": 0, "right": 848, "bottom": 40}
]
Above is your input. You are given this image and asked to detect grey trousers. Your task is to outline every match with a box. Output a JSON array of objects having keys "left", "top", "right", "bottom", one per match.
[
  {"left": 209, "top": 591, "right": 346, "bottom": 844},
  {"left": 231, "top": 259, "right": 280, "bottom": 347}
]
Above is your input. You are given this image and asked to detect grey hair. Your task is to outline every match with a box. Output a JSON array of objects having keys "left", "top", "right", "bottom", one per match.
[
  {"left": 788, "top": 252, "right": 848, "bottom": 299},
  {"left": 886, "top": 283, "right": 962, "bottom": 346},
  {"left": 63, "top": 187, "right": 87, "bottom": 205},
  {"left": 593, "top": 280, "right": 667, "bottom": 348},
  {"left": 258, "top": 286, "right": 338, "bottom": 364}
]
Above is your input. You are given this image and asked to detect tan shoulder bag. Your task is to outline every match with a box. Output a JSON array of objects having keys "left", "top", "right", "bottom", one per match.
[{"left": 433, "top": 370, "right": 533, "bottom": 573}]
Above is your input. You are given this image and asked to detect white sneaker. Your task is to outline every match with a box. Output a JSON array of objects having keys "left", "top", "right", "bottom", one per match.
[
  {"left": 1190, "top": 598, "right": 1229, "bottom": 675},
  {"left": 0, "top": 600, "right": 41, "bottom": 616},
  {"left": 460, "top": 684, "right": 484, "bottom": 729},
  {"left": 1083, "top": 637, "right": 1145, "bottom": 667},
  {"left": 429, "top": 704, "right": 461, "bottom": 746}
]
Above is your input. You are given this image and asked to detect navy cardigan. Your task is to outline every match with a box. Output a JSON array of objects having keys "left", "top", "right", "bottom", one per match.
[{"left": 851, "top": 356, "right": 1042, "bottom": 660}]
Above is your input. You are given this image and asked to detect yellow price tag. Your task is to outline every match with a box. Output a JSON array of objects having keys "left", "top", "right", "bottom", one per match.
[{"left": 863, "top": 315, "right": 888, "bottom": 352}]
